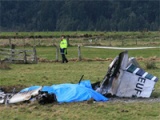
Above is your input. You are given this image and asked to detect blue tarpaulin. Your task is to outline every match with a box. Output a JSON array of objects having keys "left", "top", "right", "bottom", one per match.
[
  {"left": 41, "top": 80, "right": 108, "bottom": 103},
  {"left": 20, "top": 80, "right": 108, "bottom": 103}
]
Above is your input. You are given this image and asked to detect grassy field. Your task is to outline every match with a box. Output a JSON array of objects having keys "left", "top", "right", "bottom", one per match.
[{"left": 0, "top": 32, "right": 160, "bottom": 120}]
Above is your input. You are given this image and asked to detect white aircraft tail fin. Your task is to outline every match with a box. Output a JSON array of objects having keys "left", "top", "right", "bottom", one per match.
[{"left": 97, "top": 51, "right": 158, "bottom": 98}]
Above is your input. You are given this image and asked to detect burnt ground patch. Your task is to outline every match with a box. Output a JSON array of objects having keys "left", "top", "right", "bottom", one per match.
[{"left": 0, "top": 85, "right": 27, "bottom": 93}]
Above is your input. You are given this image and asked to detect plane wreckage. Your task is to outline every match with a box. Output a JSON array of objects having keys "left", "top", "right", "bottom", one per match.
[
  {"left": 0, "top": 51, "right": 159, "bottom": 104},
  {"left": 96, "top": 51, "right": 158, "bottom": 97}
]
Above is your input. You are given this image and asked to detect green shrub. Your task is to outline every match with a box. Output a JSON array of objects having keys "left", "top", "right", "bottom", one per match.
[{"left": 145, "top": 60, "right": 157, "bottom": 69}]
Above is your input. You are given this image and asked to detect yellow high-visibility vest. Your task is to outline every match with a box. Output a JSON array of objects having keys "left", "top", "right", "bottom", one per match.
[{"left": 60, "top": 39, "right": 67, "bottom": 48}]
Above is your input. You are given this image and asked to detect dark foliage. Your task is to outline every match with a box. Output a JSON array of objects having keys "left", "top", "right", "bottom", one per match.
[{"left": 0, "top": 0, "right": 159, "bottom": 31}]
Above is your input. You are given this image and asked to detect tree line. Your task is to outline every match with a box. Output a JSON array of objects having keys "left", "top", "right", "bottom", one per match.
[{"left": 0, "top": 0, "right": 159, "bottom": 32}]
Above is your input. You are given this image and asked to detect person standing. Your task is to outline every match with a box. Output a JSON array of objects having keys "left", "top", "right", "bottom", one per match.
[{"left": 60, "top": 35, "right": 68, "bottom": 63}]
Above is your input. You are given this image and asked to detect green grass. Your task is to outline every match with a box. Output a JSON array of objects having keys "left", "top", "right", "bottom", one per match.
[
  {"left": 0, "top": 61, "right": 108, "bottom": 86},
  {"left": 0, "top": 99, "right": 160, "bottom": 120}
]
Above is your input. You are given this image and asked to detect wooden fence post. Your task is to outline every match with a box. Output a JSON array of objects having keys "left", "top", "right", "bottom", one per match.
[
  {"left": 109, "top": 38, "right": 112, "bottom": 46},
  {"left": 33, "top": 37, "right": 36, "bottom": 46},
  {"left": 55, "top": 45, "right": 59, "bottom": 61},
  {"left": 66, "top": 36, "right": 70, "bottom": 46},
  {"left": 33, "top": 47, "right": 38, "bottom": 64},
  {"left": 9, "top": 38, "right": 11, "bottom": 47},
  {"left": 10, "top": 44, "right": 15, "bottom": 62},
  {"left": 78, "top": 45, "right": 82, "bottom": 61},
  {"left": 24, "top": 50, "right": 27, "bottom": 64},
  {"left": 23, "top": 38, "right": 26, "bottom": 48}
]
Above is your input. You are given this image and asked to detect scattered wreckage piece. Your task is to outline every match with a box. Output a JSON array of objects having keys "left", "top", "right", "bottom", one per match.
[
  {"left": 96, "top": 51, "right": 158, "bottom": 98},
  {"left": 0, "top": 86, "right": 42, "bottom": 104},
  {"left": 37, "top": 91, "right": 57, "bottom": 105},
  {"left": 0, "top": 90, "right": 6, "bottom": 104},
  {"left": 8, "top": 86, "right": 42, "bottom": 104},
  {"left": 0, "top": 88, "right": 15, "bottom": 104}
]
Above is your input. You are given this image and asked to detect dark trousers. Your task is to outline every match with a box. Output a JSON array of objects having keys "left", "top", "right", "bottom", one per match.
[
  {"left": 60, "top": 48, "right": 68, "bottom": 63},
  {"left": 61, "top": 54, "right": 68, "bottom": 63}
]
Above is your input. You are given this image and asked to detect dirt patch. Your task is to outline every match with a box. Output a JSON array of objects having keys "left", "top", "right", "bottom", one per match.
[
  {"left": 0, "top": 61, "right": 11, "bottom": 70},
  {"left": 0, "top": 85, "right": 27, "bottom": 93}
]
